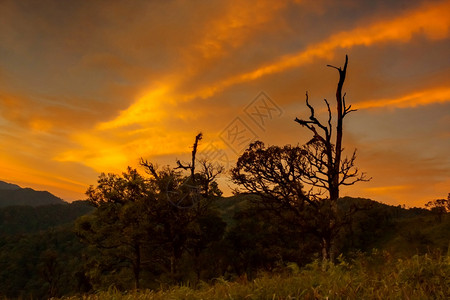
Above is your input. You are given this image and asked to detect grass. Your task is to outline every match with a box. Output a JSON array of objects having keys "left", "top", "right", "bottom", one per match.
[{"left": 57, "top": 251, "right": 450, "bottom": 300}]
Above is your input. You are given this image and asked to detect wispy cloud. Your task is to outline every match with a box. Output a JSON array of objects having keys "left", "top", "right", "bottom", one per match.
[
  {"left": 196, "top": 0, "right": 450, "bottom": 97},
  {"left": 364, "top": 185, "right": 410, "bottom": 194},
  {"left": 354, "top": 87, "right": 450, "bottom": 110}
]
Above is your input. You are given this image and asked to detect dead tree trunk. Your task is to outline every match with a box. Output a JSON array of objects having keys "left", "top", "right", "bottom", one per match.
[{"left": 295, "top": 55, "right": 367, "bottom": 261}]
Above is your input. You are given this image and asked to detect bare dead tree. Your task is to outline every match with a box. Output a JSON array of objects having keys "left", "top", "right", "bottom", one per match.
[{"left": 294, "top": 55, "right": 369, "bottom": 260}]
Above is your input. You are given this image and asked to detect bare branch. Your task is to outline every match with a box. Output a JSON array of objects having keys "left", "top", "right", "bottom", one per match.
[
  {"left": 175, "top": 160, "right": 190, "bottom": 170},
  {"left": 294, "top": 92, "right": 330, "bottom": 143},
  {"left": 326, "top": 64, "right": 340, "bottom": 71},
  {"left": 342, "top": 93, "right": 357, "bottom": 117},
  {"left": 324, "top": 98, "right": 332, "bottom": 137},
  {"left": 140, "top": 158, "right": 159, "bottom": 179}
]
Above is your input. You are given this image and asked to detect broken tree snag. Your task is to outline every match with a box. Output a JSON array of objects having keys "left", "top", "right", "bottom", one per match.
[
  {"left": 176, "top": 133, "right": 203, "bottom": 182},
  {"left": 191, "top": 132, "right": 203, "bottom": 178},
  {"left": 328, "top": 54, "right": 347, "bottom": 188}
]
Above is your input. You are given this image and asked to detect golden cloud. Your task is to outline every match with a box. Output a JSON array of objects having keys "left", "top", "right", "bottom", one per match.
[
  {"left": 193, "top": 0, "right": 286, "bottom": 60},
  {"left": 194, "top": 0, "right": 450, "bottom": 98},
  {"left": 354, "top": 87, "right": 450, "bottom": 110},
  {"left": 364, "top": 185, "right": 410, "bottom": 194},
  {"left": 97, "top": 85, "right": 171, "bottom": 130}
]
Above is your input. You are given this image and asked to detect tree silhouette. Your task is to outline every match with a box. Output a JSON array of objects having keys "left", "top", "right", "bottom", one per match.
[
  {"left": 232, "top": 56, "right": 368, "bottom": 261},
  {"left": 425, "top": 193, "right": 450, "bottom": 222}
]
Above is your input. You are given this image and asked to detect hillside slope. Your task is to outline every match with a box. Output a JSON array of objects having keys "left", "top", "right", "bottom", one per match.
[{"left": 0, "top": 181, "right": 65, "bottom": 207}]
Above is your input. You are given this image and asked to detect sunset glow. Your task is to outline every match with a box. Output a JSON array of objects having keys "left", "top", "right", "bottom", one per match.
[{"left": 0, "top": 0, "right": 448, "bottom": 206}]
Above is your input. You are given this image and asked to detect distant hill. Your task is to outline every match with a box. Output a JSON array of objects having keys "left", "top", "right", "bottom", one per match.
[
  {"left": 0, "top": 181, "right": 65, "bottom": 207},
  {"left": 0, "top": 181, "right": 21, "bottom": 190}
]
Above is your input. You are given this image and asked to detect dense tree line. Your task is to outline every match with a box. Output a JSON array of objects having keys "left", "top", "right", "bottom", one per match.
[
  {"left": 0, "top": 191, "right": 447, "bottom": 298},
  {"left": 0, "top": 201, "right": 92, "bottom": 235}
]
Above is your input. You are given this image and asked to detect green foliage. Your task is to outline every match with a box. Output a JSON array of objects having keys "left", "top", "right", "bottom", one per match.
[
  {"left": 337, "top": 197, "right": 395, "bottom": 253},
  {"left": 75, "top": 168, "right": 158, "bottom": 290}
]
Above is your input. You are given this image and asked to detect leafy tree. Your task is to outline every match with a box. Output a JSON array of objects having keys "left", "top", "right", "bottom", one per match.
[
  {"left": 75, "top": 168, "right": 153, "bottom": 290},
  {"left": 76, "top": 133, "right": 225, "bottom": 289},
  {"left": 232, "top": 56, "right": 368, "bottom": 261}
]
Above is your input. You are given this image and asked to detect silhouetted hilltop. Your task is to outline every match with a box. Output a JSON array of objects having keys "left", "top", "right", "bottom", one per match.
[
  {"left": 0, "top": 181, "right": 21, "bottom": 190},
  {"left": 0, "top": 181, "right": 65, "bottom": 207}
]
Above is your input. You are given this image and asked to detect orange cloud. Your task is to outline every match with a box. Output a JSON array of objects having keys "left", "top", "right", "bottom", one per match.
[
  {"left": 97, "top": 85, "right": 171, "bottom": 130},
  {"left": 193, "top": 0, "right": 450, "bottom": 98},
  {"left": 29, "top": 118, "right": 53, "bottom": 132},
  {"left": 364, "top": 185, "right": 410, "bottom": 194},
  {"left": 354, "top": 87, "right": 450, "bottom": 110},
  {"left": 55, "top": 134, "right": 129, "bottom": 172},
  {"left": 55, "top": 127, "right": 205, "bottom": 174},
  {"left": 193, "top": 0, "right": 286, "bottom": 60},
  {"left": 0, "top": 150, "right": 93, "bottom": 201},
  {"left": 94, "top": 1, "right": 287, "bottom": 131}
]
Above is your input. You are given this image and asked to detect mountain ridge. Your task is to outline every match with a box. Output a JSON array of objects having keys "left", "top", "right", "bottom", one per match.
[
  {"left": 0, "top": 180, "right": 66, "bottom": 207},
  {"left": 0, "top": 181, "right": 21, "bottom": 190}
]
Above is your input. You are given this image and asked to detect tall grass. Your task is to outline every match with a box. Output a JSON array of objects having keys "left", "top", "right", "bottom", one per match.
[{"left": 58, "top": 251, "right": 449, "bottom": 300}]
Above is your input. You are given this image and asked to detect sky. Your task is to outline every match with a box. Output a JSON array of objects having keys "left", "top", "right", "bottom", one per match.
[{"left": 0, "top": 0, "right": 449, "bottom": 207}]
